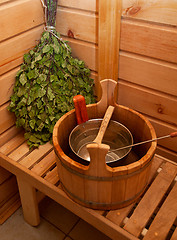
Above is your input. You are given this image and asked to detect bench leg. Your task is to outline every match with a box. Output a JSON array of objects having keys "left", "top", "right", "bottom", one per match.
[{"left": 17, "top": 176, "right": 40, "bottom": 226}]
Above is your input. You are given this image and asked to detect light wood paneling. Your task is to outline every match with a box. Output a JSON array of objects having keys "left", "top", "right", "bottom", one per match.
[
  {"left": 119, "top": 52, "right": 177, "bottom": 96},
  {"left": 58, "top": 0, "right": 177, "bottom": 26},
  {"left": 0, "top": 25, "right": 44, "bottom": 71},
  {"left": 0, "top": 0, "right": 44, "bottom": 42},
  {"left": 122, "top": 0, "right": 177, "bottom": 26},
  {"left": 62, "top": 37, "right": 97, "bottom": 71},
  {"left": 0, "top": 103, "right": 16, "bottom": 135},
  {"left": 56, "top": 7, "right": 97, "bottom": 44},
  {"left": 120, "top": 19, "right": 177, "bottom": 64},
  {"left": 58, "top": 0, "right": 97, "bottom": 12},
  {"left": 118, "top": 80, "right": 177, "bottom": 125},
  {"left": 149, "top": 117, "right": 177, "bottom": 153},
  {"left": 0, "top": 56, "right": 23, "bottom": 76},
  {"left": 0, "top": 67, "right": 19, "bottom": 106}
]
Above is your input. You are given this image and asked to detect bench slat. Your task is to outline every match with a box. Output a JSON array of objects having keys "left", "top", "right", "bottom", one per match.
[
  {"left": 44, "top": 167, "right": 59, "bottom": 185},
  {"left": 31, "top": 150, "right": 56, "bottom": 176},
  {"left": 143, "top": 182, "right": 177, "bottom": 240},
  {"left": 19, "top": 142, "right": 53, "bottom": 169},
  {"left": 8, "top": 142, "right": 30, "bottom": 162},
  {"left": 171, "top": 227, "right": 177, "bottom": 240},
  {"left": 123, "top": 162, "right": 177, "bottom": 237},
  {"left": 106, "top": 155, "right": 164, "bottom": 227},
  {"left": 0, "top": 132, "right": 25, "bottom": 155}
]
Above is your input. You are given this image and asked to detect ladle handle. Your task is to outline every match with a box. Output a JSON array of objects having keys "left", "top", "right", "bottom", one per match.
[
  {"left": 170, "top": 132, "right": 177, "bottom": 138},
  {"left": 94, "top": 105, "right": 115, "bottom": 144},
  {"left": 110, "top": 131, "right": 177, "bottom": 152}
]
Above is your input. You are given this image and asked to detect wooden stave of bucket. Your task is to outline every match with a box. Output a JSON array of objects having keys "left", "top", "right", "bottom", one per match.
[{"left": 53, "top": 79, "right": 157, "bottom": 210}]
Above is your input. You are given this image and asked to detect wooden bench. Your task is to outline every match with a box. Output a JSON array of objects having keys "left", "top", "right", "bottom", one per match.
[{"left": 1, "top": 129, "right": 177, "bottom": 240}]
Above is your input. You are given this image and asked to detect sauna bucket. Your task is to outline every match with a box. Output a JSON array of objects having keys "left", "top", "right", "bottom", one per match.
[{"left": 53, "top": 79, "right": 157, "bottom": 210}]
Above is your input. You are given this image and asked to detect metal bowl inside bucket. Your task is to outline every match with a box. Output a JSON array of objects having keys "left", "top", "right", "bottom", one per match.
[{"left": 69, "top": 119, "right": 133, "bottom": 164}]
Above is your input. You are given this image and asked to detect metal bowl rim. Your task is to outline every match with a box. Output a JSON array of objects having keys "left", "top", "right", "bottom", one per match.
[{"left": 69, "top": 118, "right": 133, "bottom": 163}]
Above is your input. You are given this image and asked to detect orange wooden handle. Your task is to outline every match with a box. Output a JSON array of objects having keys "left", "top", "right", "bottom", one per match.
[
  {"left": 170, "top": 132, "right": 177, "bottom": 138},
  {"left": 73, "top": 95, "right": 88, "bottom": 124}
]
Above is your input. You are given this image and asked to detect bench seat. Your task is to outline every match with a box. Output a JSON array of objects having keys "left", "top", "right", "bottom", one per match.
[{"left": 0, "top": 130, "right": 177, "bottom": 240}]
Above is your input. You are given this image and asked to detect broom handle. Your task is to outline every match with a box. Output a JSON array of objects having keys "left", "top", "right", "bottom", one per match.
[{"left": 110, "top": 132, "right": 177, "bottom": 152}]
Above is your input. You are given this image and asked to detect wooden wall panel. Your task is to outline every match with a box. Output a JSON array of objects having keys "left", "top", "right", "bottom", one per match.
[
  {"left": 58, "top": 0, "right": 97, "bottom": 12},
  {"left": 119, "top": 52, "right": 177, "bottom": 96},
  {"left": 149, "top": 118, "right": 177, "bottom": 153},
  {"left": 56, "top": 7, "right": 97, "bottom": 44},
  {"left": 0, "top": 103, "right": 16, "bottom": 135},
  {"left": 118, "top": 8, "right": 177, "bottom": 160},
  {"left": 62, "top": 37, "right": 97, "bottom": 72},
  {"left": 120, "top": 19, "right": 177, "bottom": 64},
  {"left": 0, "top": 0, "right": 44, "bottom": 42},
  {"left": 59, "top": 0, "right": 177, "bottom": 26},
  {"left": 118, "top": 80, "right": 177, "bottom": 125},
  {"left": 0, "top": 57, "right": 23, "bottom": 76},
  {"left": 0, "top": 67, "right": 19, "bottom": 106},
  {"left": 0, "top": 25, "right": 44, "bottom": 73},
  {"left": 122, "top": 0, "right": 177, "bottom": 26}
]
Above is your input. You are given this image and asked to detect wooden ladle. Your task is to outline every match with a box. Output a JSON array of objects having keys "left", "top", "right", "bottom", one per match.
[{"left": 92, "top": 105, "right": 115, "bottom": 144}]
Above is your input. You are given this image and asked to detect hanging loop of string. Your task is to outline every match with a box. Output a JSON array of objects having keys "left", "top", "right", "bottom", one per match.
[{"left": 40, "top": 0, "right": 70, "bottom": 51}]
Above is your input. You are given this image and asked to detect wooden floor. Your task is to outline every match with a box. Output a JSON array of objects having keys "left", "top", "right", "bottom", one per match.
[{"left": 0, "top": 131, "right": 177, "bottom": 240}]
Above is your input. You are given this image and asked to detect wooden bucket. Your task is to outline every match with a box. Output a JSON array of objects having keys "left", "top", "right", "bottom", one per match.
[{"left": 53, "top": 79, "right": 157, "bottom": 210}]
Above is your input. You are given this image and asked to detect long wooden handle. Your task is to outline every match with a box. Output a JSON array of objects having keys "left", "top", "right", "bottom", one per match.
[
  {"left": 93, "top": 105, "right": 115, "bottom": 144},
  {"left": 109, "top": 131, "right": 177, "bottom": 152}
]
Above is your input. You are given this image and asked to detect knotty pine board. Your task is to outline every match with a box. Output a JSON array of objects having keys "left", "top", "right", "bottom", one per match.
[
  {"left": 122, "top": 0, "right": 177, "bottom": 26},
  {"left": 59, "top": 0, "right": 177, "bottom": 26},
  {"left": 117, "top": 80, "right": 177, "bottom": 125},
  {"left": 56, "top": 7, "right": 97, "bottom": 44}
]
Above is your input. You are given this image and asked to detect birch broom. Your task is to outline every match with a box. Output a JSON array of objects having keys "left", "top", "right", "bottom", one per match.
[{"left": 8, "top": 0, "right": 95, "bottom": 149}]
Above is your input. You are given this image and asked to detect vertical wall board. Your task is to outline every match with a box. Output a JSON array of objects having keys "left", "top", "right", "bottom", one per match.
[{"left": 98, "top": 0, "right": 122, "bottom": 99}]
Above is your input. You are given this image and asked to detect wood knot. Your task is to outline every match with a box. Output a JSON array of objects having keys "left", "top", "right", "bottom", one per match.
[
  {"left": 68, "top": 29, "right": 74, "bottom": 38},
  {"left": 157, "top": 104, "right": 164, "bottom": 114},
  {"left": 124, "top": 5, "right": 141, "bottom": 16}
]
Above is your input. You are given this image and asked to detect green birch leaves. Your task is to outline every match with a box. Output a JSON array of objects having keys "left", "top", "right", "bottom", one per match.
[{"left": 9, "top": 31, "right": 95, "bottom": 149}]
